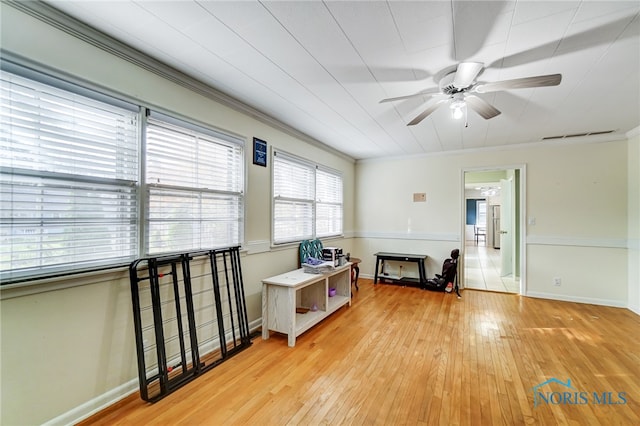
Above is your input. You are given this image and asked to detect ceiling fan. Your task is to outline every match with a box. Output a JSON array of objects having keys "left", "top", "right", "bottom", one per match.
[{"left": 380, "top": 62, "right": 562, "bottom": 126}]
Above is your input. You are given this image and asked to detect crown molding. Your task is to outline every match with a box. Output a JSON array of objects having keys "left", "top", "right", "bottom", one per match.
[
  {"left": 4, "top": 0, "right": 354, "bottom": 164},
  {"left": 627, "top": 125, "right": 640, "bottom": 139},
  {"left": 356, "top": 131, "right": 629, "bottom": 165}
]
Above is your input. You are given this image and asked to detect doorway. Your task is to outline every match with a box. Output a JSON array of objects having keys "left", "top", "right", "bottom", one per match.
[{"left": 462, "top": 167, "right": 525, "bottom": 294}]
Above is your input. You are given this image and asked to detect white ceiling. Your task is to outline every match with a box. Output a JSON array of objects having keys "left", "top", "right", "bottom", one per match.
[{"left": 45, "top": 0, "right": 640, "bottom": 160}]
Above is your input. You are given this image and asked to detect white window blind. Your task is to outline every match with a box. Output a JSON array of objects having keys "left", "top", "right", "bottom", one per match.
[
  {"left": 476, "top": 200, "right": 487, "bottom": 227},
  {"left": 0, "top": 70, "right": 139, "bottom": 281},
  {"left": 316, "top": 168, "right": 343, "bottom": 237},
  {"left": 272, "top": 150, "right": 343, "bottom": 244},
  {"left": 145, "top": 115, "right": 244, "bottom": 254},
  {"left": 272, "top": 152, "right": 314, "bottom": 244}
]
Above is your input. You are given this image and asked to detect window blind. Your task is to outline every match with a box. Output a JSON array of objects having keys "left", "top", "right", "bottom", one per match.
[
  {"left": 272, "top": 151, "right": 343, "bottom": 244},
  {"left": 272, "top": 152, "right": 314, "bottom": 244},
  {"left": 145, "top": 116, "right": 244, "bottom": 254},
  {"left": 0, "top": 70, "right": 139, "bottom": 281},
  {"left": 316, "top": 168, "right": 343, "bottom": 237}
]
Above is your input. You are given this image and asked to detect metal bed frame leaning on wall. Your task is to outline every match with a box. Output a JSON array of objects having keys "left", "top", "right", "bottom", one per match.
[{"left": 128, "top": 246, "right": 252, "bottom": 402}]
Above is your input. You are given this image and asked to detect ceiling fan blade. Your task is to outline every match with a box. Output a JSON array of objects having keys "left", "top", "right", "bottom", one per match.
[
  {"left": 465, "top": 95, "right": 501, "bottom": 119},
  {"left": 451, "top": 2, "right": 509, "bottom": 61},
  {"left": 453, "top": 62, "right": 484, "bottom": 88},
  {"left": 407, "top": 99, "right": 448, "bottom": 126},
  {"left": 486, "top": 15, "right": 636, "bottom": 70},
  {"left": 475, "top": 74, "right": 562, "bottom": 93},
  {"left": 380, "top": 88, "right": 440, "bottom": 103}
]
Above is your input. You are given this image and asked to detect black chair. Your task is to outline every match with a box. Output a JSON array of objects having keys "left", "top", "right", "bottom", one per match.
[{"left": 474, "top": 225, "right": 486, "bottom": 245}]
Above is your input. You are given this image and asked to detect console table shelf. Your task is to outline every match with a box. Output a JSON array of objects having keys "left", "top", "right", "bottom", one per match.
[
  {"left": 377, "top": 275, "right": 422, "bottom": 285},
  {"left": 262, "top": 263, "right": 351, "bottom": 347}
]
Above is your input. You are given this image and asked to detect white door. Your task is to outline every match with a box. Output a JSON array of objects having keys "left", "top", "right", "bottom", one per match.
[{"left": 500, "top": 177, "right": 513, "bottom": 277}]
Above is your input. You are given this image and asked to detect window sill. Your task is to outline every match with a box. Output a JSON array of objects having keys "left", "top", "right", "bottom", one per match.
[{"left": 0, "top": 266, "right": 130, "bottom": 301}]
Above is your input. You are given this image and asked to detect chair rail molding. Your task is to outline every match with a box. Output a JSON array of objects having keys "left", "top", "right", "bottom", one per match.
[{"left": 526, "top": 235, "right": 628, "bottom": 249}]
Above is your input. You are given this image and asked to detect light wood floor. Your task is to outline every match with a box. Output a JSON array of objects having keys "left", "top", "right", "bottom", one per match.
[
  {"left": 464, "top": 244, "right": 519, "bottom": 293},
  {"left": 81, "top": 279, "right": 640, "bottom": 425}
]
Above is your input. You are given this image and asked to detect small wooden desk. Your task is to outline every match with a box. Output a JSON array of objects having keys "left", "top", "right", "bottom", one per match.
[
  {"left": 262, "top": 263, "right": 351, "bottom": 347},
  {"left": 373, "top": 252, "right": 428, "bottom": 287}
]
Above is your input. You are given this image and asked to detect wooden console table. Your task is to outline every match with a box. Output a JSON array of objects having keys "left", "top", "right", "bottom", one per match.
[
  {"left": 262, "top": 263, "right": 351, "bottom": 347},
  {"left": 373, "top": 252, "right": 428, "bottom": 287}
]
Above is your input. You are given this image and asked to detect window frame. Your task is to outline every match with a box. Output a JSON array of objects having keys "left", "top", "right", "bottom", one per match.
[
  {"left": 1, "top": 62, "right": 141, "bottom": 283},
  {"left": 271, "top": 149, "right": 343, "bottom": 246},
  {"left": 476, "top": 200, "right": 487, "bottom": 228},
  {"left": 0, "top": 60, "right": 246, "bottom": 285},
  {"left": 315, "top": 165, "right": 344, "bottom": 239},
  {"left": 143, "top": 111, "right": 245, "bottom": 256}
]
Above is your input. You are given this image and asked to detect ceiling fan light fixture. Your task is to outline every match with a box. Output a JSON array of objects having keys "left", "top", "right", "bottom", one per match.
[{"left": 450, "top": 99, "right": 466, "bottom": 120}]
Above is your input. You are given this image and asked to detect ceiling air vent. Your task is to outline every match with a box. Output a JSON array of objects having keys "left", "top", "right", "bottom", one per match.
[
  {"left": 587, "top": 130, "right": 616, "bottom": 136},
  {"left": 542, "top": 130, "right": 615, "bottom": 140}
]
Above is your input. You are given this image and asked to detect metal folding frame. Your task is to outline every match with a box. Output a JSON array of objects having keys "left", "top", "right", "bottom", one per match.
[{"left": 129, "top": 246, "right": 251, "bottom": 402}]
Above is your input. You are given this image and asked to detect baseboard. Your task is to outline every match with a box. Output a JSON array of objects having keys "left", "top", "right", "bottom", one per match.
[
  {"left": 525, "top": 291, "right": 627, "bottom": 308},
  {"left": 362, "top": 275, "right": 630, "bottom": 311},
  {"left": 43, "top": 319, "right": 263, "bottom": 426},
  {"left": 42, "top": 379, "right": 139, "bottom": 426}
]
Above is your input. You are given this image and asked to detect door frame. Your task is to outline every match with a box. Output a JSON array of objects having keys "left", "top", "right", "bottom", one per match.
[{"left": 460, "top": 164, "right": 527, "bottom": 295}]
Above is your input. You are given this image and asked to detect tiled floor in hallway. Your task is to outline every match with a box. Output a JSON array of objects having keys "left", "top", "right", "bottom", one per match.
[{"left": 464, "top": 243, "right": 519, "bottom": 293}]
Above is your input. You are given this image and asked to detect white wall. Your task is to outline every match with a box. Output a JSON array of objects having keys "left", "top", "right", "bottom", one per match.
[
  {"left": 0, "top": 5, "right": 355, "bottom": 425},
  {"left": 628, "top": 131, "right": 640, "bottom": 315},
  {"left": 354, "top": 155, "right": 460, "bottom": 277},
  {"left": 354, "top": 139, "right": 629, "bottom": 306}
]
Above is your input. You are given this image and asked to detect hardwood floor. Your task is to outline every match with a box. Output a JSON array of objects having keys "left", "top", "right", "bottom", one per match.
[{"left": 80, "top": 279, "right": 640, "bottom": 425}]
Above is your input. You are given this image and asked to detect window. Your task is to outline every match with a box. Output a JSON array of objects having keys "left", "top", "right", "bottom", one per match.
[
  {"left": 272, "top": 150, "right": 342, "bottom": 244},
  {"left": 1, "top": 68, "right": 140, "bottom": 281},
  {"left": 145, "top": 113, "right": 244, "bottom": 254},
  {"left": 0, "top": 63, "right": 245, "bottom": 283},
  {"left": 315, "top": 168, "right": 343, "bottom": 237},
  {"left": 476, "top": 200, "right": 487, "bottom": 227}
]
